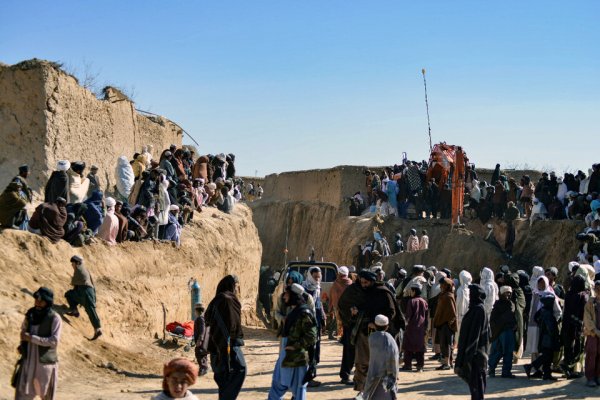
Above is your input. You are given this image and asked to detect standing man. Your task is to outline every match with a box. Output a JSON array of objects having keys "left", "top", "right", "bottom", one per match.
[
  {"left": 65, "top": 255, "right": 102, "bottom": 340},
  {"left": 206, "top": 275, "right": 246, "bottom": 400},
  {"left": 337, "top": 269, "right": 367, "bottom": 388},
  {"left": 329, "top": 266, "right": 352, "bottom": 343},
  {"left": 487, "top": 286, "right": 517, "bottom": 378},
  {"left": 86, "top": 165, "right": 100, "bottom": 197},
  {"left": 268, "top": 284, "right": 318, "bottom": 400},
  {"left": 455, "top": 284, "right": 490, "bottom": 400},
  {"left": 14, "top": 287, "right": 62, "bottom": 400},
  {"left": 344, "top": 270, "right": 397, "bottom": 398},
  {"left": 302, "top": 266, "right": 325, "bottom": 387}
]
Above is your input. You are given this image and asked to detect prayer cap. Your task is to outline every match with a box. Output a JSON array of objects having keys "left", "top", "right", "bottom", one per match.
[
  {"left": 410, "top": 282, "right": 423, "bottom": 290},
  {"left": 290, "top": 283, "right": 304, "bottom": 295},
  {"left": 105, "top": 197, "right": 116, "bottom": 207},
  {"left": 374, "top": 314, "right": 389, "bottom": 327},
  {"left": 338, "top": 266, "right": 349, "bottom": 276},
  {"left": 164, "top": 151, "right": 172, "bottom": 157},
  {"left": 499, "top": 285, "right": 512, "bottom": 295},
  {"left": 546, "top": 267, "right": 558, "bottom": 277},
  {"left": 57, "top": 160, "right": 71, "bottom": 171},
  {"left": 413, "top": 265, "right": 425, "bottom": 272}
]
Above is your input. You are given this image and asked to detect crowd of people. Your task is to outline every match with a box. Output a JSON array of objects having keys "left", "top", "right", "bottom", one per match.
[
  {"left": 264, "top": 257, "right": 598, "bottom": 400},
  {"left": 348, "top": 162, "right": 600, "bottom": 227},
  {"left": 0, "top": 146, "right": 262, "bottom": 247}
]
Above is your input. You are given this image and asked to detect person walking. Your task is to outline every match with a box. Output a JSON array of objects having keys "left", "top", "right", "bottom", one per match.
[
  {"left": 268, "top": 284, "right": 318, "bottom": 400},
  {"left": 206, "top": 275, "right": 246, "bottom": 400},
  {"left": 65, "top": 255, "right": 102, "bottom": 340},
  {"left": 14, "top": 287, "right": 62, "bottom": 400},
  {"left": 363, "top": 315, "right": 399, "bottom": 400},
  {"left": 455, "top": 284, "right": 490, "bottom": 400}
]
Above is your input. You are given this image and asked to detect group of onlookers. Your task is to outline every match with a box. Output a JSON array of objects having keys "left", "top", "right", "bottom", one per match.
[
  {"left": 0, "top": 145, "right": 252, "bottom": 247},
  {"left": 465, "top": 164, "right": 600, "bottom": 227},
  {"left": 348, "top": 162, "right": 600, "bottom": 229}
]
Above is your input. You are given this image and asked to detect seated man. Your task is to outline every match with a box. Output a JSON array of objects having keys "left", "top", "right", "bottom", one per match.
[{"left": 0, "top": 181, "right": 28, "bottom": 228}]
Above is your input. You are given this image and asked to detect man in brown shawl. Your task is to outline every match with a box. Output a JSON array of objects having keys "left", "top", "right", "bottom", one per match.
[
  {"left": 433, "top": 278, "right": 457, "bottom": 370},
  {"left": 206, "top": 275, "right": 246, "bottom": 400},
  {"left": 29, "top": 198, "right": 67, "bottom": 243},
  {"left": 114, "top": 201, "right": 129, "bottom": 243}
]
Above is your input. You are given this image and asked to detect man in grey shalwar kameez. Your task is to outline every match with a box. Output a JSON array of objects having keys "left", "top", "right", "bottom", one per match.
[
  {"left": 362, "top": 314, "right": 399, "bottom": 400},
  {"left": 15, "top": 287, "right": 62, "bottom": 400}
]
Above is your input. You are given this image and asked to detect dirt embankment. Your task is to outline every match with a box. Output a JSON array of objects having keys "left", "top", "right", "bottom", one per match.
[
  {"left": 251, "top": 166, "right": 584, "bottom": 280},
  {"left": 0, "top": 204, "right": 261, "bottom": 399}
]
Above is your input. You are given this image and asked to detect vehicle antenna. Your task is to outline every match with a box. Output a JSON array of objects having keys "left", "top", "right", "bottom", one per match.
[
  {"left": 283, "top": 186, "right": 291, "bottom": 266},
  {"left": 422, "top": 68, "right": 433, "bottom": 152}
]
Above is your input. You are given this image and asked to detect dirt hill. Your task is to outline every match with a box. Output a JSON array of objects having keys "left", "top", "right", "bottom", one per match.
[
  {"left": 0, "top": 204, "right": 261, "bottom": 399},
  {"left": 251, "top": 167, "right": 584, "bottom": 281}
]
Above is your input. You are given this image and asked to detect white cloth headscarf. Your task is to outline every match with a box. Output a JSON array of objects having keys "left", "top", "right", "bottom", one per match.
[
  {"left": 480, "top": 267, "right": 498, "bottom": 318},
  {"left": 456, "top": 270, "right": 472, "bottom": 324},
  {"left": 115, "top": 156, "right": 135, "bottom": 198},
  {"left": 529, "top": 266, "right": 545, "bottom": 293}
]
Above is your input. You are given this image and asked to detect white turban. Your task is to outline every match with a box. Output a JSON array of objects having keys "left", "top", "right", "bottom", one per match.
[
  {"left": 105, "top": 197, "right": 116, "bottom": 207},
  {"left": 499, "top": 286, "right": 512, "bottom": 295},
  {"left": 57, "top": 160, "right": 71, "bottom": 171},
  {"left": 374, "top": 314, "right": 389, "bottom": 327},
  {"left": 338, "top": 266, "right": 349, "bottom": 276}
]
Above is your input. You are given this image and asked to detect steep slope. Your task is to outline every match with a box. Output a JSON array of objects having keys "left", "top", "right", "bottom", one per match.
[{"left": 0, "top": 204, "right": 261, "bottom": 399}]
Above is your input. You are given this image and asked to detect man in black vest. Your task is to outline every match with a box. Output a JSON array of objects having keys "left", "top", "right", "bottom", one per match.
[{"left": 14, "top": 286, "right": 62, "bottom": 399}]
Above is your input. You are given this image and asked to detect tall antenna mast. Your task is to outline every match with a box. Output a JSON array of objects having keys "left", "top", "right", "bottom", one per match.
[{"left": 422, "top": 68, "right": 433, "bottom": 152}]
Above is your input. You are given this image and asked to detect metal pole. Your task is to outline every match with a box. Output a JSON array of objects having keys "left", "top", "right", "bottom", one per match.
[
  {"left": 135, "top": 108, "right": 201, "bottom": 147},
  {"left": 422, "top": 69, "right": 433, "bottom": 152}
]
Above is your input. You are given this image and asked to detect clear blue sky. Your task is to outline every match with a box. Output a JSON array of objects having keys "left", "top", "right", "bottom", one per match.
[{"left": 2, "top": 1, "right": 598, "bottom": 177}]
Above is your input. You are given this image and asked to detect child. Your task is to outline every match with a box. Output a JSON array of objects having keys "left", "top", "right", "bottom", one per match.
[
  {"left": 192, "top": 303, "right": 208, "bottom": 376},
  {"left": 152, "top": 358, "right": 199, "bottom": 399}
]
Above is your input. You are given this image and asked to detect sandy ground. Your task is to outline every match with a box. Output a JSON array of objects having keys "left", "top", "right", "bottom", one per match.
[{"left": 35, "top": 326, "right": 596, "bottom": 400}]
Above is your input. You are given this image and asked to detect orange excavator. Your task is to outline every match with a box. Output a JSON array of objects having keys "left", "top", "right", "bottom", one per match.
[{"left": 426, "top": 142, "right": 469, "bottom": 226}]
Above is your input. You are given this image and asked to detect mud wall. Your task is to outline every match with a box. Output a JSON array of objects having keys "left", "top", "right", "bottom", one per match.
[
  {"left": 0, "top": 204, "right": 261, "bottom": 398},
  {"left": 0, "top": 59, "right": 183, "bottom": 196}
]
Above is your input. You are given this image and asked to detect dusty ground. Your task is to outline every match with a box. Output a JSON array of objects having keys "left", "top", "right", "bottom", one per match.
[{"left": 28, "top": 327, "right": 596, "bottom": 400}]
